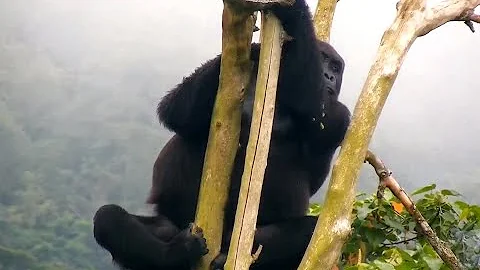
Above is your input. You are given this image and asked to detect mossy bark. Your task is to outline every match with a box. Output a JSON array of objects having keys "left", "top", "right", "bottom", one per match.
[
  {"left": 194, "top": 3, "right": 255, "bottom": 270},
  {"left": 224, "top": 11, "right": 284, "bottom": 270},
  {"left": 312, "top": 0, "right": 338, "bottom": 42}
]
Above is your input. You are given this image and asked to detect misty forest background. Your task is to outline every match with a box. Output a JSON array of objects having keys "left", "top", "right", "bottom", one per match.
[{"left": 0, "top": 0, "right": 479, "bottom": 269}]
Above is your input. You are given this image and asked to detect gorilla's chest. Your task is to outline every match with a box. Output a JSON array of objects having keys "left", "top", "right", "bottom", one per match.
[{"left": 227, "top": 139, "right": 312, "bottom": 225}]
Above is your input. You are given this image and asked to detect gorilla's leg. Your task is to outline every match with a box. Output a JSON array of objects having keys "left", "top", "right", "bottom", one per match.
[
  {"left": 131, "top": 213, "right": 180, "bottom": 242},
  {"left": 211, "top": 215, "right": 317, "bottom": 270},
  {"left": 93, "top": 204, "right": 208, "bottom": 270},
  {"left": 251, "top": 215, "right": 317, "bottom": 267}
]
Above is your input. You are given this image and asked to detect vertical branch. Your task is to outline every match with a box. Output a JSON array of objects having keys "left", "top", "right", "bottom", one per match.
[
  {"left": 194, "top": 2, "right": 255, "bottom": 269},
  {"left": 298, "top": 0, "right": 340, "bottom": 267},
  {"left": 300, "top": 4, "right": 420, "bottom": 269},
  {"left": 300, "top": 0, "right": 479, "bottom": 269},
  {"left": 225, "top": 11, "right": 284, "bottom": 270},
  {"left": 312, "top": 0, "right": 339, "bottom": 42}
]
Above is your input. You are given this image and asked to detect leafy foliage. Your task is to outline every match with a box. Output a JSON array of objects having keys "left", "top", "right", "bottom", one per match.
[{"left": 309, "top": 185, "right": 480, "bottom": 269}]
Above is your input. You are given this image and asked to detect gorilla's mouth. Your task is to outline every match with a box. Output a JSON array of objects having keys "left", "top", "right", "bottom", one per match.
[{"left": 326, "top": 87, "right": 335, "bottom": 96}]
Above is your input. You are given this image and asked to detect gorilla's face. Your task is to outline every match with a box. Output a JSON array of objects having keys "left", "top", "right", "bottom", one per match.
[
  {"left": 318, "top": 41, "right": 345, "bottom": 102},
  {"left": 307, "top": 41, "right": 345, "bottom": 129}
]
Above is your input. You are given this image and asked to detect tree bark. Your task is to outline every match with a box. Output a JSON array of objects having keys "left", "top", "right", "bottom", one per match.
[
  {"left": 224, "top": 11, "right": 285, "bottom": 270},
  {"left": 194, "top": 3, "right": 256, "bottom": 269},
  {"left": 312, "top": 0, "right": 338, "bottom": 42}
]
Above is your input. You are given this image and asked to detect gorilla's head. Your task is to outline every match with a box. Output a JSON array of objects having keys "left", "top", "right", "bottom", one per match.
[{"left": 317, "top": 41, "right": 345, "bottom": 102}]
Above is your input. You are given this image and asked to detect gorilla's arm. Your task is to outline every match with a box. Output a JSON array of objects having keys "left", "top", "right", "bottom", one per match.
[
  {"left": 157, "top": 55, "right": 222, "bottom": 140},
  {"left": 272, "top": 0, "right": 324, "bottom": 115},
  {"left": 157, "top": 46, "right": 263, "bottom": 140},
  {"left": 158, "top": 0, "right": 321, "bottom": 140}
]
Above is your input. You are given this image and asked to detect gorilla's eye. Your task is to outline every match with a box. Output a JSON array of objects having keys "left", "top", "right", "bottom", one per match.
[
  {"left": 331, "top": 61, "right": 341, "bottom": 73},
  {"left": 321, "top": 52, "right": 330, "bottom": 61}
]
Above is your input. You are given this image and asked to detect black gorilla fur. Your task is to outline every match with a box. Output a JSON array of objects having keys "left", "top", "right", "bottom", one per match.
[{"left": 93, "top": 0, "right": 351, "bottom": 269}]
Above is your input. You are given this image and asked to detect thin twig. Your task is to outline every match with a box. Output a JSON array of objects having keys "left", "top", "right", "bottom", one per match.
[
  {"left": 453, "top": 9, "right": 480, "bottom": 32},
  {"left": 381, "top": 236, "right": 419, "bottom": 247}
]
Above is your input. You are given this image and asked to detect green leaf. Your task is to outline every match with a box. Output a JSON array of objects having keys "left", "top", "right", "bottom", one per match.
[
  {"left": 344, "top": 263, "right": 377, "bottom": 270},
  {"left": 440, "top": 211, "right": 457, "bottom": 224},
  {"left": 385, "top": 232, "right": 399, "bottom": 242},
  {"left": 382, "top": 190, "right": 395, "bottom": 201},
  {"left": 407, "top": 221, "right": 416, "bottom": 232},
  {"left": 373, "top": 260, "right": 395, "bottom": 270},
  {"left": 364, "top": 228, "right": 387, "bottom": 247},
  {"left": 356, "top": 205, "right": 375, "bottom": 220},
  {"left": 383, "top": 216, "right": 405, "bottom": 232},
  {"left": 440, "top": 189, "right": 460, "bottom": 197},
  {"left": 421, "top": 256, "right": 444, "bottom": 270},
  {"left": 307, "top": 203, "right": 322, "bottom": 216},
  {"left": 412, "top": 184, "right": 436, "bottom": 196},
  {"left": 395, "top": 261, "right": 422, "bottom": 270},
  {"left": 469, "top": 205, "right": 480, "bottom": 219}
]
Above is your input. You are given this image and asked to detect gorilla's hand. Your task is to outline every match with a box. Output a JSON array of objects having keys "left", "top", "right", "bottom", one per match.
[
  {"left": 169, "top": 223, "right": 209, "bottom": 263},
  {"left": 210, "top": 253, "right": 227, "bottom": 270}
]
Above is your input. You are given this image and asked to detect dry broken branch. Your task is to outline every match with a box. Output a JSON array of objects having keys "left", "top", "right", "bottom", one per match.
[
  {"left": 453, "top": 9, "right": 480, "bottom": 32},
  {"left": 365, "top": 150, "right": 464, "bottom": 270},
  {"left": 471, "top": 13, "right": 480, "bottom": 22},
  {"left": 395, "top": 0, "right": 480, "bottom": 33},
  {"left": 413, "top": 0, "right": 480, "bottom": 36}
]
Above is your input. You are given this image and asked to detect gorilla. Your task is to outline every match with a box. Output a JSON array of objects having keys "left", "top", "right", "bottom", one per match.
[{"left": 93, "top": 0, "right": 351, "bottom": 269}]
